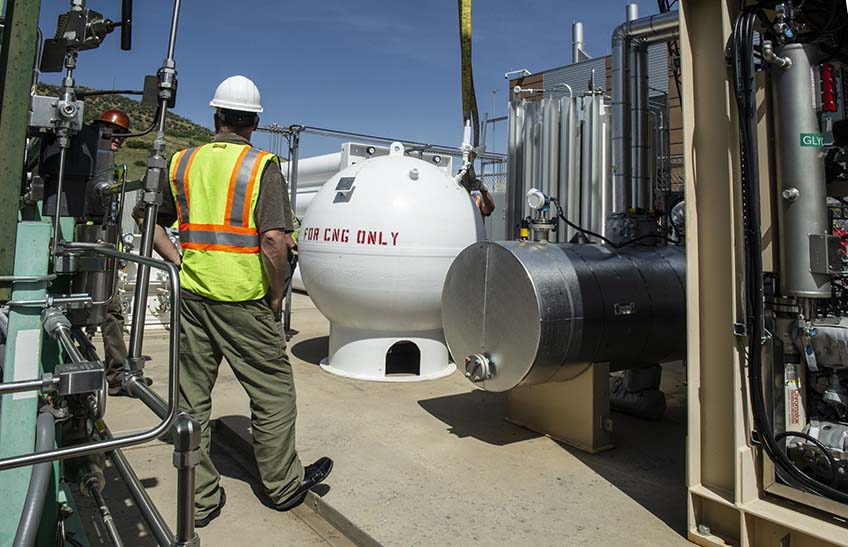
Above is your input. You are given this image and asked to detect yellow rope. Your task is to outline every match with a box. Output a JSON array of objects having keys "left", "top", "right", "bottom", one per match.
[{"left": 458, "top": 0, "right": 479, "bottom": 180}]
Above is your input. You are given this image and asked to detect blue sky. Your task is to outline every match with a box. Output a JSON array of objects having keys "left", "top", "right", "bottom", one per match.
[{"left": 38, "top": 0, "right": 659, "bottom": 157}]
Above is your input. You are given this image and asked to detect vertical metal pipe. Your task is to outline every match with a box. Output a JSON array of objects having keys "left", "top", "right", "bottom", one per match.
[
  {"left": 772, "top": 43, "right": 830, "bottom": 298},
  {"left": 611, "top": 26, "right": 631, "bottom": 212},
  {"left": 565, "top": 96, "right": 581, "bottom": 241},
  {"left": 165, "top": 0, "right": 182, "bottom": 61},
  {"left": 172, "top": 413, "right": 200, "bottom": 547},
  {"left": 557, "top": 96, "right": 572, "bottom": 241},
  {"left": 631, "top": 44, "right": 650, "bottom": 209},
  {"left": 600, "top": 101, "right": 612, "bottom": 236},
  {"left": 588, "top": 95, "right": 604, "bottom": 235},
  {"left": 541, "top": 97, "right": 560, "bottom": 200},
  {"left": 580, "top": 99, "right": 592, "bottom": 230},
  {"left": 128, "top": 0, "right": 183, "bottom": 360},
  {"left": 610, "top": 9, "right": 679, "bottom": 215},
  {"left": 506, "top": 98, "right": 522, "bottom": 239},
  {"left": 626, "top": 3, "right": 639, "bottom": 21},
  {"left": 572, "top": 22, "right": 584, "bottom": 64},
  {"left": 284, "top": 129, "right": 300, "bottom": 333},
  {"left": 522, "top": 100, "right": 541, "bottom": 223},
  {"left": 51, "top": 146, "right": 69, "bottom": 254}
]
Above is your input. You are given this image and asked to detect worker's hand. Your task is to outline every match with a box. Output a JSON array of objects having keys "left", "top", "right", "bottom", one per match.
[
  {"left": 284, "top": 233, "right": 296, "bottom": 251},
  {"left": 268, "top": 294, "right": 284, "bottom": 317}
]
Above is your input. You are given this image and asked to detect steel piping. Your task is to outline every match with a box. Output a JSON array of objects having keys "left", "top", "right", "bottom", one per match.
[
  {"left": 611, "top": 10, "right": 679, "bottom": 212},
  {"left": 89, "top": 483, "right": 125, "bottom": 547},
  {"left": 0, "top": 246, "right": 181, "bottom": 471}
]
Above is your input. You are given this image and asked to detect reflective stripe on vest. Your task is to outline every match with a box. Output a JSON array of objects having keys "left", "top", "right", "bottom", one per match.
[{"left": 179, "top": 223, "right": 260, "bottom": 254}]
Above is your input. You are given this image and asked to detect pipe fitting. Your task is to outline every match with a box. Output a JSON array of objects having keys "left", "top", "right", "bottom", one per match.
[
  {"left": 782, "top": 187, "right": 800, "bottom": 201},
  {"left": 762, "top": 40, "right": 792, "bottom": 70},
  {"left": 41, "top": 307, "right": 71, "bottom": 340},
  {"left": 464, "top": 354, "right": 493, "bottom": 383}
]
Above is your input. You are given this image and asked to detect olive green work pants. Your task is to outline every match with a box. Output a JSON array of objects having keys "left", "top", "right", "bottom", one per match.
[
  {"left": 102, "top": 296, "right": 128, "bottom": 389},
  {"left": 179, "top": 296, "right": 305, "bottom": 519}
]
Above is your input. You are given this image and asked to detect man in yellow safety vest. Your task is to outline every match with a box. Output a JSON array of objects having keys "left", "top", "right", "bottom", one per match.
[{"left": 134, "top": 75, "right": 332, "bottom": 527}]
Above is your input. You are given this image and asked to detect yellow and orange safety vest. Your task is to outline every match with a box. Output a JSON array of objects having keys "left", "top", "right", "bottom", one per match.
[{"left": 169, "top": 142, "right": 278, "bottom": 301}]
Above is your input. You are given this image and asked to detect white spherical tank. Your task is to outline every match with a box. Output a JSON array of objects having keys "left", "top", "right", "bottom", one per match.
[{"left": 298, "top": 142, "right": 484, "bottom": 381}]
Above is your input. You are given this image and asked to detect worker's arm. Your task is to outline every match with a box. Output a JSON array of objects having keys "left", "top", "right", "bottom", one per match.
[
  {"left": 254, "top": 161, "right": 296, "bottom": 315},
  {"left": 151, "top": 224, "right": 182, "bottom": 267},
  {"left": 131, "top": 169, "right": 182, "bottom": 266},
  {"left": 261, "top": 229, "right": 289, "bottom": 314},
  {"left": 131, "top": 217, "right": 181, "bottom": 267}
]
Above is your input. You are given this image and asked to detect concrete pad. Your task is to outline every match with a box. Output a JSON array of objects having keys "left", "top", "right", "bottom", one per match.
[{"left": 97, "top": 291, "right": 691, "bottom": 546}]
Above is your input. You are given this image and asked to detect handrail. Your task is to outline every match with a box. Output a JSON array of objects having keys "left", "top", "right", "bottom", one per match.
[{"left": 0, "top": 245, "right": 181, "bottom": 471}]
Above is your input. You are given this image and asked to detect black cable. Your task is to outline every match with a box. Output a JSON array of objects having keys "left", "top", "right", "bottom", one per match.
[
  {"left": 111, "top": 103, "right": 162, "bottom": 139},
  {"left": 550, "top": 198, "right": 618, "bottom": 247},
  {"left": 774, "top": 431, "right": 840, "bottom": 487},
  {"left": 76, "top": 88, "right": 143, "bottom": 98},
  {"left": 551, "top": 198, "right": 679, "bottom": 248}
]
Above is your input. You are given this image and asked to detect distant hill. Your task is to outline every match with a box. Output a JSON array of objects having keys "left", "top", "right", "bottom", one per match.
[{"left": 35, "top": 84, "right": 213, "bottom": 180}]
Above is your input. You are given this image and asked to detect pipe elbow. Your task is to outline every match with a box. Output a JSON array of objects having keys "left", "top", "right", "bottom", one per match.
[{"left": 612, "top": 24, "right": 629, "bottom": 44}]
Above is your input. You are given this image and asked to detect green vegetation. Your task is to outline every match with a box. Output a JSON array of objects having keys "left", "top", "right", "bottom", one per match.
[{"left": 35, "top": 84, "right": 213, "bottom": 180}]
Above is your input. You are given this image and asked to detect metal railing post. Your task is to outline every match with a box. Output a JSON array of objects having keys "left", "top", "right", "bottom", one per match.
[{"left": 172, "top": 412, "right": 201, "bottom": 547}]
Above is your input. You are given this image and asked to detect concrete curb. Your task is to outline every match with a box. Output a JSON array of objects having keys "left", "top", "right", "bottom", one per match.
[{"left": 213, "top": 416, "right": 382, "bottom": 547}]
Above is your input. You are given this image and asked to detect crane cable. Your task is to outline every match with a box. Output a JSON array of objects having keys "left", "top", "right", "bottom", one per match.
[{"left": 458, "top": 0, "right": 480, "bottom": 185}]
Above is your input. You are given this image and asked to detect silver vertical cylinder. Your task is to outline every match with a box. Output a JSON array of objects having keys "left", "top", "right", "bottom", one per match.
[
  {"left": 600, "top": 100, "right": 612, "bottom": 236},
  {"left": 631, "top": 44, "right": 651, "bottom": 209},
  {"left": 611, "top": 27, "right": 631, "bottom": 213},
  {"left": 626, "top": 3, "right": 639, "bottom": 21},
  {"left": 562, "top": 96, "right": 580, "bottom": 241},
  {"left": 572, "top": 22, "right": 584, "bottom": 64},
  {"left": 772, "top": 43, "right": 830, "bottom": 298},
  {"left": 507, "top": 98, "right": 524, "bottom": 239},
  {"left": 541, "top": 97, "right": 561, "bottom": 200}
]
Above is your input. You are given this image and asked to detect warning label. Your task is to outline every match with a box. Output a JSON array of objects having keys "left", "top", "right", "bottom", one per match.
[{"left": 302, "top": 227, "right": 399, "bottom": 247}]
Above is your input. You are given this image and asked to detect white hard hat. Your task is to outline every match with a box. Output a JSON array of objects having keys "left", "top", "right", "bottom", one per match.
[{"left": 209, "top": 75, "right": 263, "bottom": 113}]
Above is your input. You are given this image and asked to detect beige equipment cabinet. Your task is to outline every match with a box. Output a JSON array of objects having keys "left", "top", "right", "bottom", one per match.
[{"left": 682, "top": 1, "right": 848, "bottom": 545}]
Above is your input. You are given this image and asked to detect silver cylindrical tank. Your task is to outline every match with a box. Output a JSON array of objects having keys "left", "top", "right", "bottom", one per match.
[
  {"left": 772, "top": 43, "right": 830, "bottom": 298},
  {"left": 442, "top": 241, "right": 686, "bottom": 392},
  {"left": 69, "top": 223, "right": 118, "bottom": 326}
]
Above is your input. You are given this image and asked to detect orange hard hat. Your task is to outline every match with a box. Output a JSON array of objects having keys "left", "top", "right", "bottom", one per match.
[{"left": 95, "top": 109, "right": 131, "bottom": 132}]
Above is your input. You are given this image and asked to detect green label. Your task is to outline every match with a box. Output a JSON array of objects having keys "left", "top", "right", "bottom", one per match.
[{"left": 800, "top": 133, "right": 824, "bottom": 147}]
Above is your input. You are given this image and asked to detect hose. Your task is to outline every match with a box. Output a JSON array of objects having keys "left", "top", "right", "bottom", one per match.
[
  {"left": 551, "top": 198, "right": 679, "bottom": 248},
  {"left": 774, "top": 431, "right": 840, "bottom": 487},
  {"left": 13, "top": 408, "right": 56, "bottom": 547},
  {"left": 457, "top": 0, "right": 480, "bottom": 185}
]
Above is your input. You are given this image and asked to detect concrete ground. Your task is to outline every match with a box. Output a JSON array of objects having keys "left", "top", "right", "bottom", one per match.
[{"left": 85, "top": 292, "right": 692, "bottom": 547}]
